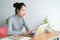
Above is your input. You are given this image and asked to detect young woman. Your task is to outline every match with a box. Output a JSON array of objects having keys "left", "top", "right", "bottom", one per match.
[{"left": 8, "top": 2, "right": 33, "bottom": 35}]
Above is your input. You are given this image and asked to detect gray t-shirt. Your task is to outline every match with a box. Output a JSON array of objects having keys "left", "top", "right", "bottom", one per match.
[{"left": 8, "top": 15, "right": 29, "bottom": 35}]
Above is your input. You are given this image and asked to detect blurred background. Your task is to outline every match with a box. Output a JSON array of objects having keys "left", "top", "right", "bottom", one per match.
[{"left": 0, "top": 0, "right": 60, "bottom": 31}]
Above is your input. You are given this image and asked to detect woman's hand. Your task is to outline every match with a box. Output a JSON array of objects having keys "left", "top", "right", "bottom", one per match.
[{"left": 25, "top": 30, "right": 33, "bottom": 35}]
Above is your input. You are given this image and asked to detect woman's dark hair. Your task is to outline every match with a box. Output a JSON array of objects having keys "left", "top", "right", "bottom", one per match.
[{"left": 13, "top": 2, "right": 26, "bottom": 14}]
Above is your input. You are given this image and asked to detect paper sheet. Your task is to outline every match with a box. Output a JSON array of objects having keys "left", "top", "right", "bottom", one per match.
[
  {"left": 20, "top": 37, "right": 31, "bottom": 40},
  {"left": 1, "top": 38, "right": 16, "bottom": 40}
]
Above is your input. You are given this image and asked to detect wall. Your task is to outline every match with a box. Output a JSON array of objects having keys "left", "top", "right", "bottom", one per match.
[{"left": 0, "top": 0, "right": 60, "bottom": 31}]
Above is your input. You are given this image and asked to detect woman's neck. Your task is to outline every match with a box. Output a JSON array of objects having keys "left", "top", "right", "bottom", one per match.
[{"left": 16, "top": 14, "right": 23, "bottom": 19}]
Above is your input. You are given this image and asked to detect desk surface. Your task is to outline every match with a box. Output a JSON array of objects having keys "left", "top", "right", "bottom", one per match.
[
  {"left": 31, "top": 31, "right": 60, "bottom": 40},
  {"left": 0, "top": 31, "right": 60, "bottom": 40}
]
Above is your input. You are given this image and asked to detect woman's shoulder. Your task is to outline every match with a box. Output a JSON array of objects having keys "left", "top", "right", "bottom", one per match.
[{"left": 8, "top": 15, "right": 16, "bottom": 20}]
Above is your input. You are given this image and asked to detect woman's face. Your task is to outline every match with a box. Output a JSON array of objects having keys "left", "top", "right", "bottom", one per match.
[{"left": 17, "top": 6, "right": 26, "bottom": 17}]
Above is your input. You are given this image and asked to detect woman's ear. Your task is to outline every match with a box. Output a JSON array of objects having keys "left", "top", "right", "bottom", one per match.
[{"left": 17, "top": 9, "right": 19, "bottom": 13}]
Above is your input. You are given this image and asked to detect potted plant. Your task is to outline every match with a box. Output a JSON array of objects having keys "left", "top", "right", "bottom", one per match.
[{"left": 43, "top": 16, "right": 54, "bottom": 33}]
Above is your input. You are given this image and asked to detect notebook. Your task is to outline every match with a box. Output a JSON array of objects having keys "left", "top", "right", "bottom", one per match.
[{"left": 1, "top": 38, "right": 16, "bottom": 40}]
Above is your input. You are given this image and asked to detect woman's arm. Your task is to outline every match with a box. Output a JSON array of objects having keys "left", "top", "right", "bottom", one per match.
[
  {"left": 23, "top": 19, "right": 34, "bottom": 35},
  {"left": 23, "top": 19, "right": 30, "bottom": 31},
  {"left": 8, "top": 17, "right": 24, "bottom": 35}
]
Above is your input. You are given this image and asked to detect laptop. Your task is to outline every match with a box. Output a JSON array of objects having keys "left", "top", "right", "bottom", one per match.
[{"left": 27, "top": 23, "right": 48, "bottom": 37}]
